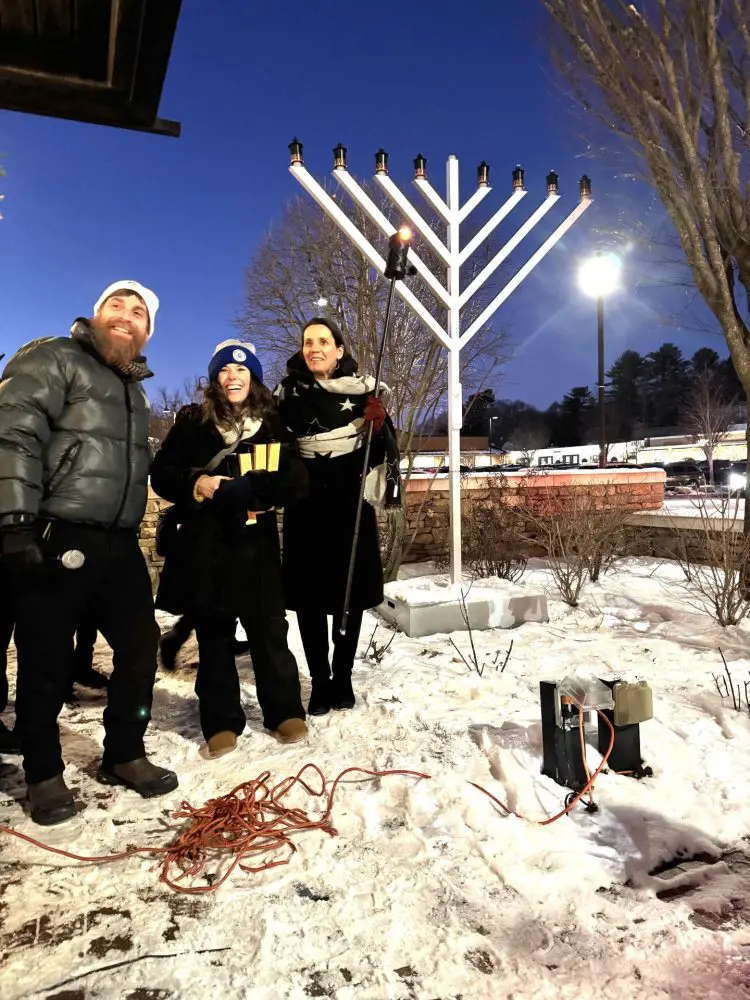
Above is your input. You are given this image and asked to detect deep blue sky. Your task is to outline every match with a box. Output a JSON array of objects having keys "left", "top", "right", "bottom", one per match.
[{"left": 0, "top": 0, "right": 722, "bottom": 408}]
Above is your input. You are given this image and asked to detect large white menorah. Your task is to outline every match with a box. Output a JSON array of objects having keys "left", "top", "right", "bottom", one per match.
[{"left": 288, "top": 140, "right": 592, "bottom": 584}]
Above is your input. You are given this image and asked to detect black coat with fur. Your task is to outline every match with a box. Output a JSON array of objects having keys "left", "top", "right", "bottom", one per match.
[{"left": 150, "top": 404, "right": 309, "bottom": 619}]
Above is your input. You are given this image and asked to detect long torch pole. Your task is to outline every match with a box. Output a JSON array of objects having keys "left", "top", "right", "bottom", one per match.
[{"left": 340, "top": 275, "right": 398, "bottom": 635}]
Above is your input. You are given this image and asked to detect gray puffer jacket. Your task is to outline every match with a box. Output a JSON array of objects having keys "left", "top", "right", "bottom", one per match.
[{"left": 0, "top": 321, "right": 153, "bottom": 531}]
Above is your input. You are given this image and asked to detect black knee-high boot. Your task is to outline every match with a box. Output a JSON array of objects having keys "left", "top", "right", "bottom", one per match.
[
  {"left": 330, "top": 609, "right": 362, "bottom": 711},
  {"left": 296, "top": 610, "right": 333, "bottom": 716}
]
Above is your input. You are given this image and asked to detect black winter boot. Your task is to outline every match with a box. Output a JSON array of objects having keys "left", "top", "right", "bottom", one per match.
[
  {"left": 331, "top": 672, "right": 355, "bottom": 711},
  {"left": 308, "top": 676, "right": 332, "bottom": 716},
  {"left": 159, "top": 628, "right": 186, "bottom": 671},
  {"left": 27, "top": 774, "right": 76, "bottom": 826},
  {"left": 0, "top": 719, "right": 21, "bottom": 755},
  {"left": 73, "top": 665, "right": 109, "bottom": 690},
  {"left": 97, "top": 757, "right": 178, "bottom": 798}
]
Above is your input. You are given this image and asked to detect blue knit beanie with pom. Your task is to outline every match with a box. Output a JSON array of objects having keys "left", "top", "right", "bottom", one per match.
[{"left": 208, "top": 339, "right": 263, "bottom": 384}]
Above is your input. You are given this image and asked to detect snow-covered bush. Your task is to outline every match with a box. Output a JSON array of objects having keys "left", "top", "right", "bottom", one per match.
[{"left": 671, "top": 499, "right": 750, "bottom": 626}]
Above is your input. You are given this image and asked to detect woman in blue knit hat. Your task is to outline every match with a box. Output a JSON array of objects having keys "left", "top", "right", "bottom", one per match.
[{"left": 150, "top": 340, "right": 309, "bottom": 755}]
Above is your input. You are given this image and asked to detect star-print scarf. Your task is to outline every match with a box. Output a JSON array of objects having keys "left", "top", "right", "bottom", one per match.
[{"left": 274, "top": 352, "right": 402, "bottom": 508}]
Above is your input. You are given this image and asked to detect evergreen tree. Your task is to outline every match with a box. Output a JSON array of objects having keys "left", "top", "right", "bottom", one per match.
[
  {"left": 606, "top": 349, "right": 645, "bottom": 440},
  {"left": 462, "top": 389, "right": 496, "bottom": 437},
  {"left": 641, "top": 343, "right": 691, "bottom": 429},
  {"left": 552, "top": 386, "right": 594, "bottom": 446},
  {"left": 691, "top": 347, "right": 720, "bottom": 373}
]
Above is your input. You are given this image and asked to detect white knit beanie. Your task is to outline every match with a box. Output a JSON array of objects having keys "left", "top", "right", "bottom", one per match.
[{"left": 94, "top": 280, "right": 160, "bottom": 337}]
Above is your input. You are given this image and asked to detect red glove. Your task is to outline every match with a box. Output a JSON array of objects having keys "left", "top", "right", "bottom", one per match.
[{"left": 363, "top": 395, "right": 387, "bottom": 433}]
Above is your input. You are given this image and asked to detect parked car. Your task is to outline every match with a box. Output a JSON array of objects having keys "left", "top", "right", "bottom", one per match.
[
  {"left": 663, "top": 461, "right": 706, "bottom": 490},
  {"left": 697, "top": 460, "right": 747, "bottom": 493}
]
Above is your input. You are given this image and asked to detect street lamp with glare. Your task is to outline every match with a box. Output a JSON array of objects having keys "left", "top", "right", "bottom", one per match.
[
  {"left": 578, "top": 252, "right": 622, "bottom": 469},
  {"left": 315, "top": 296, "right": 329, "bottom": 308},
  {"left": 579, "top": 253, "right": 621, "bottom": 299}
]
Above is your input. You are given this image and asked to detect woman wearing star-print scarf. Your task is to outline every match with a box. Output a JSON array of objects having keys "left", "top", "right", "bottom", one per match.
[{"left": 274, "top": 317, "right": 401, "bottom": 717}]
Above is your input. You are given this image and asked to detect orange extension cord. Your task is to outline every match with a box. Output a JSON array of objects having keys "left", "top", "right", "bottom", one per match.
[{"left": 0, "top": 707, "right": 617, "bottom": 893}]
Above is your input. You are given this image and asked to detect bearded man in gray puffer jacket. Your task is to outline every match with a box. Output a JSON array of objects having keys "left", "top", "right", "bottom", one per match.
[{"left": 0, "top": 280, "right": 178, "bottom": 825}]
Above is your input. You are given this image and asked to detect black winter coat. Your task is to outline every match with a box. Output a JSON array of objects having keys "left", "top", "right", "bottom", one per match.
[
  {"left": 282, "top": 445, "right": 386, "bottom": 614},
  {"left": 150, "top": 406, "right": 309, "bottom": 620},
  {"left": 0, "top": 321, "right": 152, "bottom": 530}
]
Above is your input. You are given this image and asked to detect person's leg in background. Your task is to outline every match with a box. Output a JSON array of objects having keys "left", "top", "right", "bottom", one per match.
[
  {"left": 69, "top": 607, "right": 109, "bottom": 693},
  {"left": 158, "top": 613, "right": 195, "bottom": 671}
]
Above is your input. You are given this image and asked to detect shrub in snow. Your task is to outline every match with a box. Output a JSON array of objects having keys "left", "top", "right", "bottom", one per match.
[
  {"left": 526, "top": 485, "right": 633, "bottom": 606},
  {"left": 435, "top": 474, "right": 529, "bottom": 583},
  {"left": 671, "top": 498, "right": 750, "bottom": 626}
]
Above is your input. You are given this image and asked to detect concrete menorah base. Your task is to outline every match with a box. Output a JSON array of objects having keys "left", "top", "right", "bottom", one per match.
[{"left": 376, "top": 578, "right": 548, "bottom": 638}]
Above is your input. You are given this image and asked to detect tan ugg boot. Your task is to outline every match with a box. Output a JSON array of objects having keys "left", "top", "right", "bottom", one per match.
[
  {"left": 207, "top": 731, "right": 238, "bottom": 758},
  {"left": 274, "top": 718, "right": 308, "bottom": 744}
]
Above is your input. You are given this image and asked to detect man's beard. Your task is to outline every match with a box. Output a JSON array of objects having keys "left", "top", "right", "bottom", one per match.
[{"left": 90, "top": 318, "right": 145, "bottom": 369}]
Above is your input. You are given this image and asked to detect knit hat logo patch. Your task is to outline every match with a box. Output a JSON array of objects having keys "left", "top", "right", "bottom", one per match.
[{"left": 233, "top": 349, "right": 247, "bottom": 363}]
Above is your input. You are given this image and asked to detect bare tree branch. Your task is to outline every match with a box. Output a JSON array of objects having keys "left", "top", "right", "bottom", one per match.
[{"left": 682, "top": 369, "right": 737, "bottom": 483}]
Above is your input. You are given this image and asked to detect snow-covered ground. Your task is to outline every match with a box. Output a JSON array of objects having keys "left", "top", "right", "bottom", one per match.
[
  {"left": 660, "top": 497, "right": 746, "bottom": 520},
  {"left": 3, "top": 558, "right": 750, "bottom": 999}
]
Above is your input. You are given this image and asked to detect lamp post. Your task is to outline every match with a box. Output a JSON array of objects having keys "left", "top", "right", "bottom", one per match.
[
  {"left": 489, "top": 415, "right": 498, "bottom": 461},
  {"left": 578, "top": 252, "right": 621, "bottom": 469}
]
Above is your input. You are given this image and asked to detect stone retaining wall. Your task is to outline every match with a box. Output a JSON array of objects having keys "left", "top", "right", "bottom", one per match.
[{"left": 399, "top": 468, "right": 665, "bottom": 562}]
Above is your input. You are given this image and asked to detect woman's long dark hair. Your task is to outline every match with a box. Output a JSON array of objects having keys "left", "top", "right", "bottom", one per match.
[{"left": 202, "top": 373, "right": 275, "bottom": 428}]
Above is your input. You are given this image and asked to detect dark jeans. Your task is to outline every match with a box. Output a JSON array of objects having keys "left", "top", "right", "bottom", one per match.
[
  {"left": 295, "top": 608, "right": 364, "bottom": 680},
  {"left": 12, "top": 525, "right": 160, "bottom": 784},
  {"left": 194, "top": 614, "right": 304, "bottom": 739}
]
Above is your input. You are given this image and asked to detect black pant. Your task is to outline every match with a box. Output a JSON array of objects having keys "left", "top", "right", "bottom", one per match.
[
  {"left": 194, "top": 614, "right": 304, "bottom": 739},
  {"left": 296, "top": 608, "right": 364, "bottom": 681},
  {"left": 12, "top": 525, "right": 160, "bottom": 784}
]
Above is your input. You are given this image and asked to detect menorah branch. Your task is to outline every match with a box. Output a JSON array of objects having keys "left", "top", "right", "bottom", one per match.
[
  {"left": 459, "top": 189, "right": 527, "bottom": 265},
  {"left": 412, "top": 176, "right": 450, "bottom": 221},
  {"left": 458, "top": 184, "right": 492, "bottom": 223},
  {"left": 459, "top": 195, "right": 560, "bottom": 309},
  {"left": 333, "top": 168, "right": 451, "bottom": 307},
  {"left": 460, "top": 197, "right": 592, "bottom": 346},
  {"left": 375, "top": 173, "right": 451, "bottom": 265}
]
